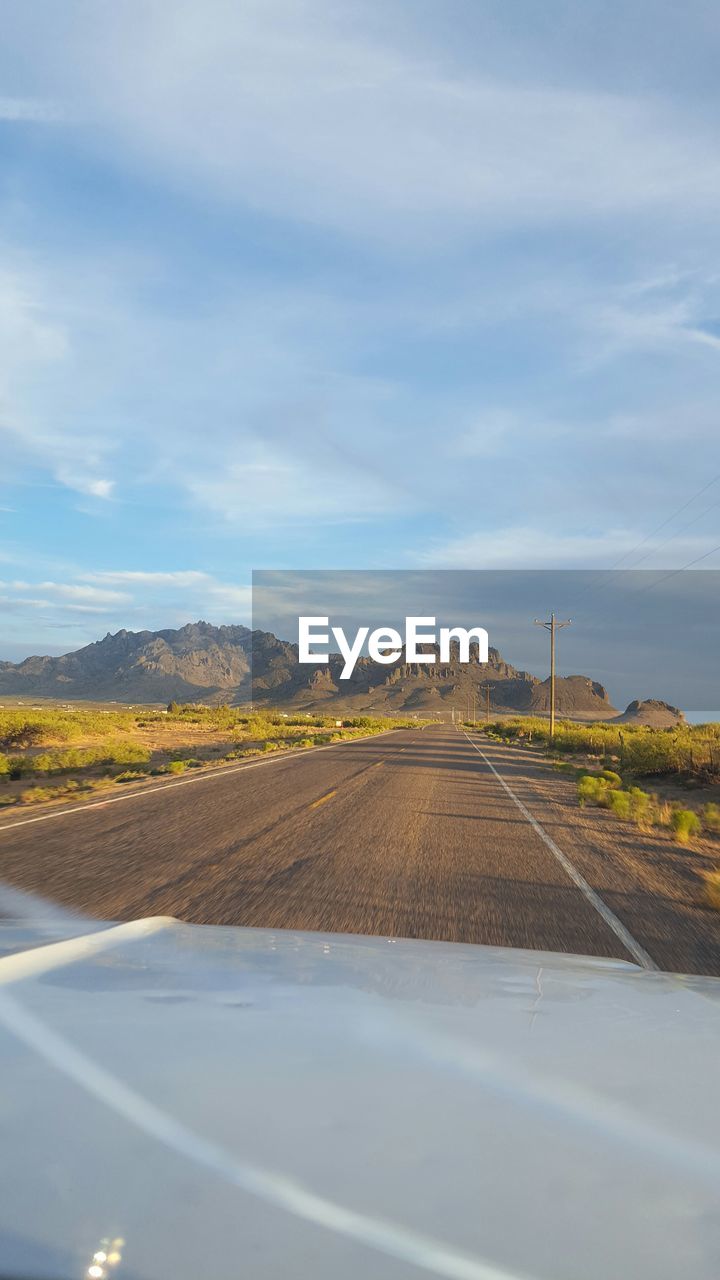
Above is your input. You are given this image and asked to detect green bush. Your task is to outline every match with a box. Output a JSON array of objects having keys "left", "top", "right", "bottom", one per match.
[
  {"left": 489, "top": 714, "right": 720, "bottom": 779},
  {"left": 22, "top": 741, "right": 151, "bottom": 776},
  {"left": 577, "top": 774, "right": 614, "bottom": 808},
  {"left": 608, "top": 790, "right": 632, "bottom": 820},
  {"left": 701, "top": 802, "right": 720, "bottom": 834},
  {"left": 671, "top": 809, "right": 701, "bottom": 845},
  {"left": 600, "top": 770, "right": 622, "bottom": 788},
  {"left": 577, "top": 775, "right": 603, "bottom": 806},
  {"left": 167, "top": 760, "right": 187, "bottom": 775},
  {"left": 627, "top": 786, "right": 653, "bottom": 828}
]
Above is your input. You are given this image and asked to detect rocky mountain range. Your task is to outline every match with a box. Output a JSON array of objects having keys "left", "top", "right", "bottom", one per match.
[{"left": 0, "top": 621, "right": 684, "bottom": 723}]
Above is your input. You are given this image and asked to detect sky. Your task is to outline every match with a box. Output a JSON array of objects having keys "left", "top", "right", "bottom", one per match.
[{"left": 1, "top": 0, "right": 720, "bottom": 661}]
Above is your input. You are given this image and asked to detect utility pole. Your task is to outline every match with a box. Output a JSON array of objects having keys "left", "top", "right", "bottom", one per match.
[
  {"left": 472, "top": 690, "right": 476, "bottom": 724},
  {"left": 533, "top": 613, "right": 571, "bottom": 739},
  {"left": 479, "top": 681, "right": 493, "bottom": 723}
]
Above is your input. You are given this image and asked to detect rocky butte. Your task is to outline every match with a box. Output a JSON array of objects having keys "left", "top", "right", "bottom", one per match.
[{"left": 0, "top": 622, "right": 686, "bottom": 724}]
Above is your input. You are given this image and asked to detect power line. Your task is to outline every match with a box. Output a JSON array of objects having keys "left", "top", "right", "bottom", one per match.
[
  {"left": 631, "top": 540, "right": 720, "bottom": 597},
  {"left": 568, "top": 471, "right": 720, "bottom": 612},
  {"left": 628, "top": 496, "right": 720, "bottom": 569},
  {"left": 605, "top": 471, "right": 720, "bottom": 571}
]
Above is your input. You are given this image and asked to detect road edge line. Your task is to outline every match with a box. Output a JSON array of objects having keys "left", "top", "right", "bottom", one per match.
[{"left": 462, "top": 731, "right": 658, "bottom": 971}]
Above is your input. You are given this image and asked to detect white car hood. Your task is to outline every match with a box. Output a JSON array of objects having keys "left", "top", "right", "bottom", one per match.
[{"left": 1, "top": 913, "right": 719, "bottom": 1280}]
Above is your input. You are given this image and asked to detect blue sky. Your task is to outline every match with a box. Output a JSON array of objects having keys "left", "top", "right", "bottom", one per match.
[{"left": 1, "top": 0, "right": 720, "bottom": 660}]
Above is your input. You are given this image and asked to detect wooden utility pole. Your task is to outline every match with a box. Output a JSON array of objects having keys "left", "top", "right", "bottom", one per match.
[
  {"left": 533, "top": 613, "right": 571, "bottom": 739},
  {"left": 479, "top": 681, "right": 493, "bottom": 723}
]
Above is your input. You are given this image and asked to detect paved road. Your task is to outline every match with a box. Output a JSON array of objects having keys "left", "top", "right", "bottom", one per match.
[{"left": 1, "top": 724, "right": 720, "bottom": 973}]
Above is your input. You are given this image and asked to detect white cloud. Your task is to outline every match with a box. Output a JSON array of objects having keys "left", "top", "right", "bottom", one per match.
[
  {"left": 9, "top": 1, "right": 720, "bottom": 242},
  {"left": 83, "top": 570, "right": 210, "bottom": 586},
  {"left": 12, "top": 581, "right": 130, "bottom": 604},
  {"left": 181, "top": 437, "right": 405, "bottom": 525},
  {"left": 0, "top": 257, "right": 118, "bottom": 501},
  {"left": 54, "top": 471, "right": 115, "bottom": 499},
  {"left": 0, "top": 595, "right": 52, "bottom": 610},
  {"left": 81, "top": 569, "right": 251, "bottom": 612},
  {"left": 0, "top": 96, "right": 63, "bottom": 123},
  {"left": 418, "top": 526, "right": 717, "bottom": 570}
]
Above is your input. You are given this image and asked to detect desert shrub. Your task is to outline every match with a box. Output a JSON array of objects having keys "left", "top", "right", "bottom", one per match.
[
  {"left": 0, "top": 708, "right": 143, "bottom": 747},
  {"left": 608, "top": 790, "right": 632, "bottom": 820},
  {"left": 167, "top": 760, "right": 187, "bottom": 774},
  {"left": 627, "top": 787, "right": 653, "bottom": 828},
  {"left": 24, "top": 740, "right": 151, "bottom": 775},
  {"left": 599, "top": 770, "right": 622, "bottom": 788},
  {"left": 577, "top": 775, "right": 603, "bottom": 807},
  {"left": 114, "top": 770, "right": 148, "bottom": 784},
  {"left": 577, "top": 774, "right": 616, "bottom": 808},
  {"left": 0, "top": 722, "right": 48, "bottom": 748},
  {"left": 487, "top": 715, "right": 720, "bottom": 780},
  {"left": 19, "top": 787, "right": 55, "bottom": 804},
  {"left": 578, "top": 776, "right": 654, "bottom": 828},
  {"left": 0, "top": 753, "right": 9, "bottom": 778},
  {"left": 701, "top": 802, "right": 720, "bottom": 834},
  {"left": 671, "top": 809, "right": 701, "bottom": 845}
]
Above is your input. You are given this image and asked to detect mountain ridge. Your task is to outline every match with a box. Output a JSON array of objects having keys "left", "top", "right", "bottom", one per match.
[{"left": 0, "top": 621, "right": 682, "bottom": 722}]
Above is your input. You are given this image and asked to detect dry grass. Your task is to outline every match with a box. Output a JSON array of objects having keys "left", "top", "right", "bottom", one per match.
[
  {"left": 0, "top": 705, "right": 420, "bottom": 813},
  {"left": 702, "top": 869, "right": 720, "bottom": 910}
]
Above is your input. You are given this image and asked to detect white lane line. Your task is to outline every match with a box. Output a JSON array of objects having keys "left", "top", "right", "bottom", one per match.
[
  {"left": 0, "top": 729, "right": 402, "bottom": 836},
  {"left": 0, "top": 916, "right": 175, "bottom": 986},
  {"left": 0, "top": 991, "right": 529, "bottom": 1280},
  {"left": 462, "top": 732, "right": 658, "bottom": 971}
]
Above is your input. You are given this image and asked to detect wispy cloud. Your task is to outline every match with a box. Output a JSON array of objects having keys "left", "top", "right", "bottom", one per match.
[
  {"left": 16, "top": 1, "right": 720, "bottom": 242},
  {"left": 0, "top": 256, "right": 116, "bottom": 502},
  {"left": 0, "top": 96, "right": 64, "bottom": 123},
  {"left": 82, "top": 569, "right": 251, "bottom": 611},
  {"left": 11, "top": 581, "right": 130, "bottom": 605},
  {"left": 83, "top": 570, "right": 209, "bottom": 586},
  {"left": 419, "top": 526, "right": 718, "bottom": 570}
]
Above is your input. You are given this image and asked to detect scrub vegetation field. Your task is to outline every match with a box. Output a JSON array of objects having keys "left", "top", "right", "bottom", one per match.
[
  {"left": 474, "top": 715, "right": 720, "bottom": 905},
  {"left": 0, "top": 703, "right": 420, "bottom": 812}
]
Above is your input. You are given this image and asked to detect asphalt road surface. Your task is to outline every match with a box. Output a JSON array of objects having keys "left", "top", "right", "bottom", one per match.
[{"left": 1, "top": 724, "right": 720, "bottom": 974}]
